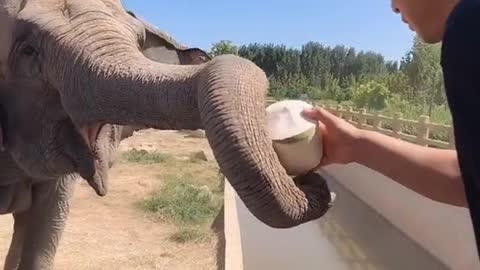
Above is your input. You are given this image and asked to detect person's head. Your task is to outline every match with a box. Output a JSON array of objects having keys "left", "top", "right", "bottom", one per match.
[{"left": 391, "top": 0, "right": 461, "bottom": 43}]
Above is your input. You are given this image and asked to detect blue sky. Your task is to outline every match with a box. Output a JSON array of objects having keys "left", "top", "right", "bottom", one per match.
[{"left": 123, "top": 0, "right": 415, "bottom": 62}]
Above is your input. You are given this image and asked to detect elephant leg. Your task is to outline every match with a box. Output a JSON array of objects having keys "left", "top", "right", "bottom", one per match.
[
  {"left": 4, "top": 212, "right": 29, "bottom": 270},
  {"left": 16, "top": 176, "right": 77, "bottom": 270}
]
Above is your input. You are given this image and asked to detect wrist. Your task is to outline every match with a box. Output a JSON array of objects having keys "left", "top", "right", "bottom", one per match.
[{"left": 348, "top": 128, "right": 370, "bottom": 164}]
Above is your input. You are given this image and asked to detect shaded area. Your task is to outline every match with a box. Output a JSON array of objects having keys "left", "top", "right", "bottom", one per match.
[{"left": 318, "top": 172, "right": 449, "bottom": 270}]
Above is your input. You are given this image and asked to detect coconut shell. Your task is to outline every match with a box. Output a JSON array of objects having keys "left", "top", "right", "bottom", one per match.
[{"left": 266, "top": 100, "right": 324, "bottom": 176}]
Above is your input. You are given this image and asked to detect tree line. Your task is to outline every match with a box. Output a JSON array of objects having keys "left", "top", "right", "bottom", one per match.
[{"left": 209, "top": 36, "right": 449, "bottom": 123}]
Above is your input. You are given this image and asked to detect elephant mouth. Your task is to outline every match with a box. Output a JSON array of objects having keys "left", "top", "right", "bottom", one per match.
[
  {"left": 79, "top": 122, "right": 105, "bottom": 154},
  {"left": 76, "top": 122, "right": 109, "bottom": 196}
]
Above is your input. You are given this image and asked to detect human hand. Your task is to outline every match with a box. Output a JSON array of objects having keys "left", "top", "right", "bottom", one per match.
[{"left": 302, "top": 107, "right": 362, "bottom": 167}]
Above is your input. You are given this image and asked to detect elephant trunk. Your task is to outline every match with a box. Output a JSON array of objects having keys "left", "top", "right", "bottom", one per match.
[{"left": 55, "top": 36, "right": 333, "bottom": 228}]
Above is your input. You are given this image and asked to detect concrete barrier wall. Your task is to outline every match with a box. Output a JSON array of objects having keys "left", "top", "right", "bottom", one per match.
[
  {"left": 224, "top": 164, "right": 480, "bottom": 270},
  {"left": 325, "top": 163, "right": 479, "bottom": 270},
  {"left": 224, "top": 181, "right": 244, "bottom": 270}
]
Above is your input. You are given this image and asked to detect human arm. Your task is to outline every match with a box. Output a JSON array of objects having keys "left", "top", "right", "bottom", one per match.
[
  {"left": 302, "top": 107, "right": 467, "bottom": 207},
  {"left": 355, "top": 127, "right": 465, "bottom": 207}
]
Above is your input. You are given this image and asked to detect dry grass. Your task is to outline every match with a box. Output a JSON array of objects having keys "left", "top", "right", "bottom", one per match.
[
  {"left": 171, "top": 226, "right": 212, "bottom": 244},
  {"left": 121, "top": 149, "right": 174, "bottom": 164},
  {"left": 0, "top": 130, "right": 225, "bottom": 270},
  {"left": 121, "top": 148, "right": 224, "bottom": 243}
]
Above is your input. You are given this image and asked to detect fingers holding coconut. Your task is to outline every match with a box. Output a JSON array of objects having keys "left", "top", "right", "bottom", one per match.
[
  {"left": 302, "top": 106, "right": 362, "bottom": 166},
  {"left": 302, "top": 107, "right": 333, "bottom": 125},
  {"left": 266, "top": 100, "right": 324, "bottom": 176}
]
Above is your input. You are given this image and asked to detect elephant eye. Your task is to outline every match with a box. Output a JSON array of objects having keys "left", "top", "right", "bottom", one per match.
[
  {"left": 20, "top": 44, "right": 37, "bottom": 57},
  {"left": 126, "top": 10, "right": 137, "bottom": 18}
]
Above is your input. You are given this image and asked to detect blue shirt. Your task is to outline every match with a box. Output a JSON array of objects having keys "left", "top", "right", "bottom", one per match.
[{"left": 442, "top": 0, "right": 480, "bottom": 257}]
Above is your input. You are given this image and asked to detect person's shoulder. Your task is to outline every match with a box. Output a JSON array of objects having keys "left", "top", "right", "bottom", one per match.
[
  {"left": 442, "top": 0, "right": 480, "bottom": 67},
  {"left": 445, "top": 0, "right": 480, "bottom": 41}
]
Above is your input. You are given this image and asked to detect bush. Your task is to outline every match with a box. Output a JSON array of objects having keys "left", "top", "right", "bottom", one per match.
[{"left": 351, "top": 81, "right": 390, "bottom": 110}]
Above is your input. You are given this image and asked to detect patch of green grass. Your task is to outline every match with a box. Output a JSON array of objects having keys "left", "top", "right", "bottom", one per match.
[
  {"left": 130, "top": 149, "right": 224, "bottom": 244},
  {"left": 122, "top": 149, "right": 173, "bottom": 164},
  {"left": 139, "top": 168, "right": 223, "bottom": 243},
  {"left": 141, "top": 178, "right": 220, "bottom": 225}
]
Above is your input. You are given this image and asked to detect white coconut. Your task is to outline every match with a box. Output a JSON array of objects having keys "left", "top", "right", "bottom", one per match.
[{"left": 266, "top": 100, "right": 324, "bottom": 176}]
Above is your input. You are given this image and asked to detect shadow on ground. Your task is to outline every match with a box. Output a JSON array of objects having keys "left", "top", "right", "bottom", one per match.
[{"left": 211, "top": 205, "right": 226, "bottom": 270}]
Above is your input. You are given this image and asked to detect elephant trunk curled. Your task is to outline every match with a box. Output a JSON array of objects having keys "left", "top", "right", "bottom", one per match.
[{"left": 49, "top": 19, "right": 333, "bottom": 228}]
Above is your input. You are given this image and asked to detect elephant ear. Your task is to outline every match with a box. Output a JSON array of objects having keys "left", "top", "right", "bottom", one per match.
[{"left": 127, "top": 10, "right": 211, "bottom": 65}]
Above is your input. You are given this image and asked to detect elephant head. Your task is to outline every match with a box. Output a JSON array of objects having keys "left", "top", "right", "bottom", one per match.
[
  {"left": 0, "top": 0, "right": 332, "bottom": 228},
  {"left": 0, "top": 7, "right": 211, "bottom": 196}
]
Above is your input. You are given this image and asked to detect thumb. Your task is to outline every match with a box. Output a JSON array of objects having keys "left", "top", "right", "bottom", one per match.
[{"left": 302, "top": 107, "right": 339, "bottom": 127}]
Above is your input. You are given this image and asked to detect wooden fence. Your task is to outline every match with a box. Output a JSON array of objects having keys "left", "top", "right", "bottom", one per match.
[{"left": 265, "top": 98, "right": 455, "bottom": 149}]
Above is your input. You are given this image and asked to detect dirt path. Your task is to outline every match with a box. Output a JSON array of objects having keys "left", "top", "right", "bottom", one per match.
[{"left": 0, "top": 130, "right": 223, "bottom": 270}]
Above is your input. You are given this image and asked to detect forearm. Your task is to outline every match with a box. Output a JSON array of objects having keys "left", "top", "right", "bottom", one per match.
[{"left": 353, "top": 129, "right": 467, "bottom": 207}]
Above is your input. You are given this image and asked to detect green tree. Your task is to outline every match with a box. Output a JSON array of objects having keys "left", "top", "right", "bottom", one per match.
[
  {"left": 351, "top": 81, "right": 391, "bottom": 110},
  {"left": 386, "top": 60, "right": 399, "bottom": 73},
  {"left": 209, "top": 40, "right": 239, "bottom": 57},
  {"left": 322, "top": 73, "right": 342, "bottom": 101},
  {"left": 230, "top": 40, "right": 430, "bottom": 106},
  {"left": 400, "top": 36, "right": 444, "bottom": 116},
  {"left": 373, "top": 72, "right": 410, "bottom": 98}
]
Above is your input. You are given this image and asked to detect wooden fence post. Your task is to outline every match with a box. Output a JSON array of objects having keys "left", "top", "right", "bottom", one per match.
[
  {"left": 417, "top": 116, "right": 430, "bottom": 147},
  {"left": 345, "top": 107, "right": 353, "bottom": 122},
  {"left": 372, "top": 112, "right": 381, "bottom": 131},
  {"left": 337, "top": 105, "right": 344, "bottom": 118},
  {"left": 358, "top": 108, "right": 367, "bottom": 129},
  {"left": 392, "top": 112, "right": 403, "bottom": 138}
]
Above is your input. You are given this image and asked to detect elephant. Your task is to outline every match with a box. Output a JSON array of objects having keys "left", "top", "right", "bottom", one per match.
[
  {"left": 0, "top": 7, "right": 211, "bottom": 270},
  {"left": 0, "top": 0, "right": 334, "bottom": 269}
]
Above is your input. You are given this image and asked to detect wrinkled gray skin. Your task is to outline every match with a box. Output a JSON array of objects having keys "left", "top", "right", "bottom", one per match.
[
  {"left": 0, "top": 0, "right": 333, "bottom": 269},
  {"left": 0, "top": 6, "right": 211, "bottom": 270}
]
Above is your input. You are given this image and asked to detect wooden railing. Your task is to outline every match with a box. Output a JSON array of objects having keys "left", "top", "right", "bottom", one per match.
[{"left": 265, "top": 98, "right": 455, "bottom": 149}]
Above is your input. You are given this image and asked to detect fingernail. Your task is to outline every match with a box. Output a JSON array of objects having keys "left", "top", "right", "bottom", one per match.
[{"left": 302, "top": 108, "right": 314, "bottom": 114}]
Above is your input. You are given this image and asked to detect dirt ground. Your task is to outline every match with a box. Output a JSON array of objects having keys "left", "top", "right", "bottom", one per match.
[{"left": 0, "top": 129, "right": 224, "bottom": 270}]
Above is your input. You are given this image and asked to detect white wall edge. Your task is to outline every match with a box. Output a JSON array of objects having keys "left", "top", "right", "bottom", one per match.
[
  {"left": 320, "top": 163, "right": 480, "bottom": 270},
  {"left": 224, "top": 180, "right": 244, "bottom": 270}
]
